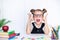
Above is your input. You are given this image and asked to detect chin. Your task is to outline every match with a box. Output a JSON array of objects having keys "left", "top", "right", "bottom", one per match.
[{"left": 36, "top": 22, "right": 41, "bottom": 25}]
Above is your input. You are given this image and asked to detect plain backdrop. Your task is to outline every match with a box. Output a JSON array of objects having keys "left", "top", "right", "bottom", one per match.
[{"left": 0, "top": 0, "right": 60, "bottom": 40}]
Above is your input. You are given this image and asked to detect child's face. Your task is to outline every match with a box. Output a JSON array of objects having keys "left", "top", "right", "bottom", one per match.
[{"left": 33, "top": 11, "right": 43, "bottom": 25}]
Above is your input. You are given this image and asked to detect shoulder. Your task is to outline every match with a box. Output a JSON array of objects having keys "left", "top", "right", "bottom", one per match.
[
  {"left": 41, "top": 23, "right": 45, "bottom": 27},
  {"left": 42, "top": 23, "right": 45, "bottom": 25},
  {"left": 31, "top": 21, "right": 36, "bottom": 25}
]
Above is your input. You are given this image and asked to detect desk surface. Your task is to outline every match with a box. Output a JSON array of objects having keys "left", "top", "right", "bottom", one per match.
[{"left": 20, "top": 34, "right": 51, "bottom": 40}]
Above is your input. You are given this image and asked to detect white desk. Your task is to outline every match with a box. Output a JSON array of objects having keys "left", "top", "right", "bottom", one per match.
[{"left": 20, "top": 34, "right": 51, "bottom": 40}]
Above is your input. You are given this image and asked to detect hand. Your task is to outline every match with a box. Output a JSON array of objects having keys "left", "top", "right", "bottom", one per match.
[
  {"left": 27, "top": 12, "right": 33, "bottom": 22},
  {"left": 43, "top": 12, "right": 48, "bottom": 22}
]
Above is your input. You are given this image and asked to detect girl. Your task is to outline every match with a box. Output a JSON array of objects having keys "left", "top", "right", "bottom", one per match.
[{"left": 26, "top": 8, "right": 49, "bottom": 35}]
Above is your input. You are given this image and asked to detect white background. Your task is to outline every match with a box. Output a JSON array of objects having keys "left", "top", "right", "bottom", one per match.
[{"left": 0, "top": 0, "right": 60, "bottom": 40}]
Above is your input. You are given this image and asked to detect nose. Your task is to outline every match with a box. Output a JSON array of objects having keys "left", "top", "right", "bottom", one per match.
[{"left": 37, "top": 15, "right": 41, "bottom": 18}]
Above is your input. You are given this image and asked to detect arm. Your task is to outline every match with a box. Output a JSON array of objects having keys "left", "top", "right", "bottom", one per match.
[
  {"left": 43, "top": 13, "right": 50, "bottom": 35},
  {"left": 26, "top": 20, "right": 32, "bottom": 34},
  {"left": 44, "top": 19, "right": 50, "bottom": 35},
  {"left": 26, "top": 13, "right": 33, "bottom": 34}
]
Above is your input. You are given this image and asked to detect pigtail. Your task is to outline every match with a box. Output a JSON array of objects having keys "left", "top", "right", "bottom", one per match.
[
  {"left": 30, "top": 8, "right": 47, "bottom": 14},
  {"left": 30, "top": 9, "right": 35, "bottom": 14},
  {"left": 42, "top": 8, "right": 47, "bottom": 14}
]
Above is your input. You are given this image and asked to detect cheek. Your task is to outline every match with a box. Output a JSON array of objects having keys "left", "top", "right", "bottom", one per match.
[
  {"left": 40, "top": 18, "right": 43, "bottom": 21},
  {"left": 33, "top": 17, "right": 37, "bottom": 21}
]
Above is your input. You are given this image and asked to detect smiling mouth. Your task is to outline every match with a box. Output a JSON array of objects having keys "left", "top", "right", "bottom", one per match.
[{"left": 36, "top": 19, "right": 40, "bottom": 22}]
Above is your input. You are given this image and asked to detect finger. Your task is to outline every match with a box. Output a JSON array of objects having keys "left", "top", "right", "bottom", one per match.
[
  {"left": 27, "top": 13, "right": 30, "bottom": 15},
  {"left": 45, "top": 13, "right": 48, "bottom": 17},
  {"left": 28, "top": 13, "right": 31, "bottom": 16},
  {"left": 44, "top": 13, "right": 48, "bottom": 19}
]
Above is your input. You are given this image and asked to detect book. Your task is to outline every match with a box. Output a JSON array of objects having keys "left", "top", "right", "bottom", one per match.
[
  {"left": 9, "top": 36, "right": 18, "bottom": 40},
  {"left": 0, "top": 32, "right": 8, "bottom": 35},
  {"left": 8, "top": 31, "right": 15, "bottom": 35},
  {"left": 0, "top": 32, "right": 9, "bottom": 38},
  {"left": 0, "top": 37, "right": 8, "bottom": 40},
  {"left": 9, "top": 33, "right": 16, "bottom": 38}
]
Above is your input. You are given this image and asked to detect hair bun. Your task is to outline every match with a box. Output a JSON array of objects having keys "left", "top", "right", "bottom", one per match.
[
  {"left": 42, "top": 8, "right": 47, "bottom": 14},
  {"left": 30, "top": 9, "right": 35, "bottom": 14}
]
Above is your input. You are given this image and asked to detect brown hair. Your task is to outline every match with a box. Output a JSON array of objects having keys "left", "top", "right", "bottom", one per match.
[{"left": 30, "top": 8, "right": 47, "bottom": 14}]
